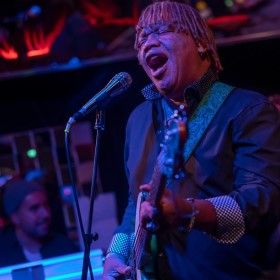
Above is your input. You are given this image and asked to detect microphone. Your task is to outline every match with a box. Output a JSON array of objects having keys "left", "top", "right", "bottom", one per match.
[{"left": 67, "top": 72, "right": 132, "bottom": 127}]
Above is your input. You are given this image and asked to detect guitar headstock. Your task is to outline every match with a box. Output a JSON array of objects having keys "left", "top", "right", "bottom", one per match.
[{"left": 159, "top": 104, "right": 188, "bottom": 180}]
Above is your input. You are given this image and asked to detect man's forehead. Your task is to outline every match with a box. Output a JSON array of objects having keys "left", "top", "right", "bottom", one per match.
[
  {"left": 137, "top": 21, "right": 184, "bottom": 35},
  {"left": 21, "top": 191, "right": 48, "bottom": 206},
  {"left": 138, "top": 19, "right": 180, "bottom": 29}
]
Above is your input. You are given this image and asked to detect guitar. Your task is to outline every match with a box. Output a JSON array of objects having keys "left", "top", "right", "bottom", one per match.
[{"left": 127, "top": 104, "right": 188, "bottom": 280}]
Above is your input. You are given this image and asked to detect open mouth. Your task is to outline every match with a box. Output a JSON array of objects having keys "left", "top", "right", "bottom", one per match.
[{"left": 147, "top": 54, "right": 168, "bottom": 71}]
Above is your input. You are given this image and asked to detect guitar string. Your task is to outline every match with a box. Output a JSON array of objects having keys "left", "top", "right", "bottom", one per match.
[{"left": 131, "top": 159, "right": 162, "bottom": 272}]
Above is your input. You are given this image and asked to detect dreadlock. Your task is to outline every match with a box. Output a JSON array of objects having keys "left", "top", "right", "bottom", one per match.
[{"left": 135, "top": 0, "right": 223, "bottom": 75}]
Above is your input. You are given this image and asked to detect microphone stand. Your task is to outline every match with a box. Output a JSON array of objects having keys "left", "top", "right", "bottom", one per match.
[{"left": 81, "top": 109, "right": 105, "bottom": 280}]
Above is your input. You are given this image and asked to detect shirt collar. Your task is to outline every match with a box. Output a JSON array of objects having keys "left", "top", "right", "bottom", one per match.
[
  {"left": 141, "top": 67, "right": 218, "bottom": 101},
  {"left": 141, "top": 83, "right": 162, "bottom": 100},
  {"left": 184, "top": 67, "right": 218, "bottom": 102}
]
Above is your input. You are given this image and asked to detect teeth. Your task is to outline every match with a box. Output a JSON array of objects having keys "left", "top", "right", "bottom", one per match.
[{"left": 147, "top": 55, "right": 167, "bottom": 71}]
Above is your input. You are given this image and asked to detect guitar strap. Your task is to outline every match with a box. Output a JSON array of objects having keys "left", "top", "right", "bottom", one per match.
[{"left": 184, "top": 81, "right": 235, "bottom": 163}]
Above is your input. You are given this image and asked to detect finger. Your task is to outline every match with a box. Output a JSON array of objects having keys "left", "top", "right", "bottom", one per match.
[
  {"left": 103, "top": 265, "right": 131, "bottom": 280},
  {"left": 102, "top": 271, "right": 118, "bottom": 280},
  {"left": 121, "top": 265, "right": 132, "bottom": 275},
  {"left": 139, "top": 183, "right": 151, "bottom": 191},
  {"left": 116, "top": 263, "right": 131, "bottom": 275},
  {"left": 103, "top": 276, "right": 115, "bottom": 280},
  {"left": 140, "top": 201, "right": 155, "bottom": 219}
]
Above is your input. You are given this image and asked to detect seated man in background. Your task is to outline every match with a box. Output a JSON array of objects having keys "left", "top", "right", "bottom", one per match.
[{"left": 0, "top": 178, "right": 79, "bottom": 268}]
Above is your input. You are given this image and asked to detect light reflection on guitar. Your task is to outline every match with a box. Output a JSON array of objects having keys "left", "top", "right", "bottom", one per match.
[{"left": 127, "top": 104, "right": 188, "bottom": 280}]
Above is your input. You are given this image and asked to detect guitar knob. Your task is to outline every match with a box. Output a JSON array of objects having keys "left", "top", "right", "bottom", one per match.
[{"left": 146, "top": 220, "right": 159, "bottom": 232}]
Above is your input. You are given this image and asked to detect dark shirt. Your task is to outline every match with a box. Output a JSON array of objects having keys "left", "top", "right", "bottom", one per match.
[
  {"left": 116, "top": 72, "right": 280, "bottom": 279},
  {"left": 0, "top": 226, "right": 79, "bottom": 268}
]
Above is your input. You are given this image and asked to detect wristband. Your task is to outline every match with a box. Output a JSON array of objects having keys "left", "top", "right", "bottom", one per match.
[
  {"left": 179, "top": 198, "right": 199, "bottom": 233},
  {"left": 185, "top": 198, "right": 197, "bottom": 232}
]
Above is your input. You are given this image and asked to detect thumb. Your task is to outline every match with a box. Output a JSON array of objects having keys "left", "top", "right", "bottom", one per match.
[{"left": 118, "top": 264, "right": 132, "bottom": 275}]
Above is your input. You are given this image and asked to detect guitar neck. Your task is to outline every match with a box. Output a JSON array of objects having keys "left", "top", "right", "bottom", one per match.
[
  {"left": 128, "top": 105, "right": 188, "bottom": 280},
  {"left": 148, "top": 154, "right": 167, "bottom": 206}
]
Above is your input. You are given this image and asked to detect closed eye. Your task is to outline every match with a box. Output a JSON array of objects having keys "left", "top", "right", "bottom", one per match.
[{"left": 137, "top": 38, "right": 147, "bottom": 49}]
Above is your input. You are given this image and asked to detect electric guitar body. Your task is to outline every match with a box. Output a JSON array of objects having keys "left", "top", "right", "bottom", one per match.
[{"left": 127, "top": 104, "right": 188, "bottom": 280}]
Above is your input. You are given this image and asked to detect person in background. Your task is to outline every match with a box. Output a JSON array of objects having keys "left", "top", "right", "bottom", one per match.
[
  {"left": 102, "top": 1, "right": 280, "bottom": 280},
  {"left": 24, "top": 168, "right": 68, "bottom": 235},
  {"left": 0, "top": 178, "right": 79, "bottom": 268}
]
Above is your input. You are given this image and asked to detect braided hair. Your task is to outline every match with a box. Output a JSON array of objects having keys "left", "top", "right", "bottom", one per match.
[{"left": 135, "top": 0, "right": 223, "bottom": 75}]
